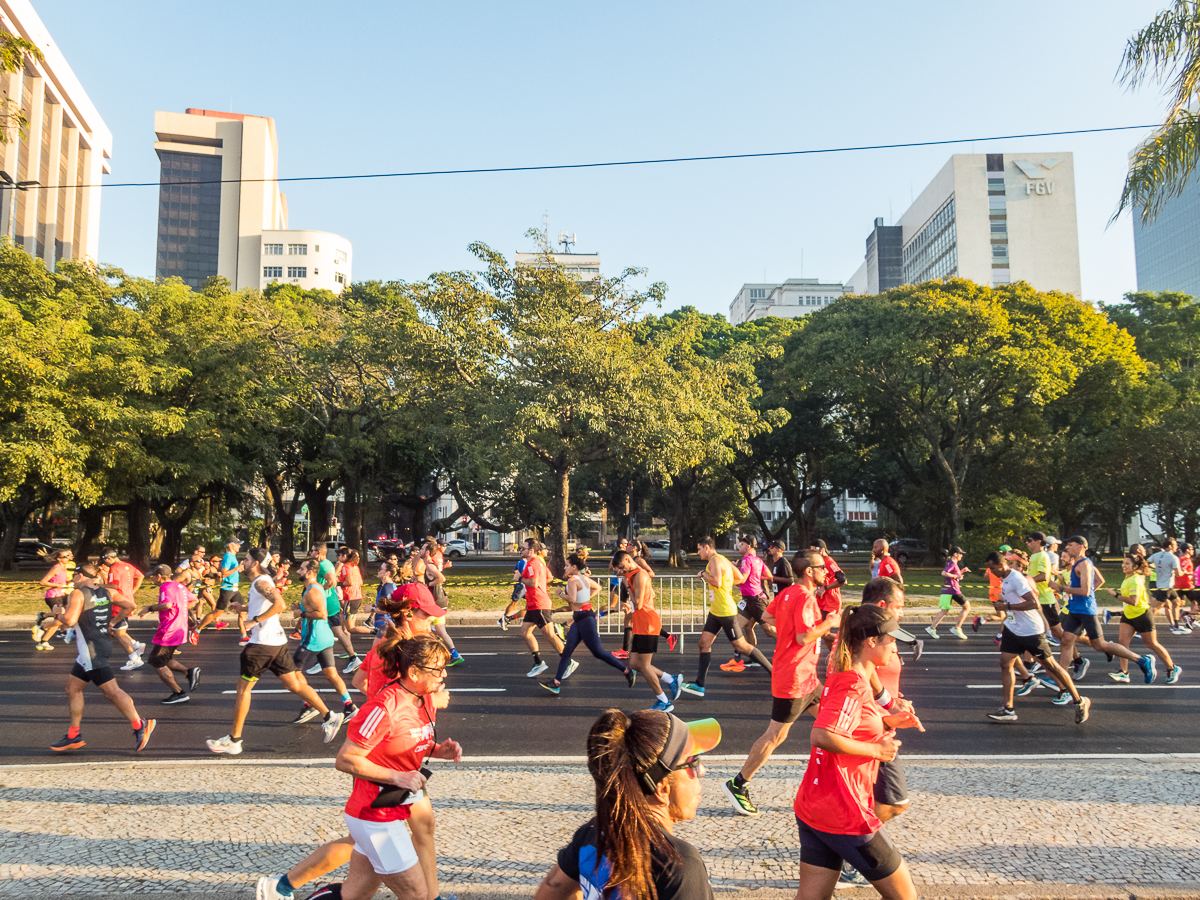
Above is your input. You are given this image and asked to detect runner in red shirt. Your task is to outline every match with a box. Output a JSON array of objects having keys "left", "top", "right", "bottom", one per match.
[
  {"left": 520, "top": 538, "right": 565, "bottom": 678},
  {"left": 871, "top": 540, "right": 903, "bottom": 584},
  {"left": 794, "top": 604, "right": 923, "bottom": 900},
  {"left": 1176, "top": 545, "right": 1196, "bottom": 620},
  {"left": 811, "top": 539, "right": 846, "bottom": 654},
  {"left": 102, "top": 547, "right": 147, "bottom": 670},
  {"left": 721, "top": 549, "right": 839, "bottom": 817}
]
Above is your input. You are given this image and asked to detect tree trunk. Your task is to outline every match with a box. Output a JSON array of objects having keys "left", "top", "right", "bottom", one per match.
[
  {"left": 127, "top": 496, "right": 153, "bottom": 570},
  {"left": 549, "top": 463, "right": 570, "bottom": 578},
  {"left": 0, "top": 486, "right": 36, "bottom": 571},
  {"left": 150, "top": 496, "right": 201, "bottom": 568},
  {"left": 265, "top": 474, "right": 299, "bottom": 563},
  {"left": 298, "top": 477, "right": 335, "bottom": 546},
  {"left": 74, "top": 504, "right": 109, "bottom": 562},
  {"left": 342, "top": 473, "right": 365, "bottom": 560}
]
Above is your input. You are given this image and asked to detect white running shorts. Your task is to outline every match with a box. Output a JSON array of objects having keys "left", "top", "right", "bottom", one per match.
[{"left": 344, "top": 813, "right": 419, "bottom": 875}]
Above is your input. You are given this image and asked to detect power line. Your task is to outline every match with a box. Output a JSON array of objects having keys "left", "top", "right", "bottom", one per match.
[{"left": 20, "top": 124, "right": 1159, "bottom": 192}]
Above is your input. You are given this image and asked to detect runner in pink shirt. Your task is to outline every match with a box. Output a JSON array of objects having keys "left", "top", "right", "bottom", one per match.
[{"left": 139, "top": 566, "right": 200, "bottom": 704}]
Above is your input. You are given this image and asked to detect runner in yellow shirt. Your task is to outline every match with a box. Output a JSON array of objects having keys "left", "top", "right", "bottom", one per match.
[{"left": 1103, "top": 552, "right": 1180, "bottom": 684}]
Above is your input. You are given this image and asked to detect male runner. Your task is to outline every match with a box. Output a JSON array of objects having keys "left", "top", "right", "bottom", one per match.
[
  {"left": 985, "top": 552, "right": 1090, "bottom": 724},
  {"left": 1176, "top": 544, "right": 1195, "bottom": 628},
  {"left": 1149, "top": 538, "right": 1186, "bottom": 633},
  {"left": 722, "top": 536, "right": 776, "bottom": 673},
  {"left": 206, "top": 549, "right": 344, "bottom": 755},
  {"left": 682, "top": 537, "right": 772, "bottom": 698},
  {"left": 139, "top": 565, "right": 200, "bottom": 704},
  {"left": 1023, "top": 532, "right": 1081, "bottom": 672},
  {"left": 520, "top": 538, "right": 565, "bottom": 677},
  {"left": 48, "top": 565, "right": 155, "bottom": 752},
  {"left": 767, "top": 541, "right": 794, "bottom": 593},
  {"left": 722, "top": 549, "right": 839, "bottom": 816},
  {"left": 102, "top": 547, "right": 146, "bottom": 670},
  {"left": 1050, "top": 536, "right": 1155, "bottom": 694},
  {"left": 613, "top": 550, "right": 680, "bottom": 710},
  {"left": 497, "top": 551, "right": 528, "bottom": 630},
  {"left": 177, "top": 545, "right": 208, "bottom": 580},
  {"left": 291, "top": 562, "right": 359, "bottom": 725},
  {"left": 871, "top": 539, "right": 903, "bottom": 583},
  {"left": 196, "top": 540, "right": 244, "bottom": 634},
  {"left": 811, "top": 539, "right": 845, "bottom": 645}
]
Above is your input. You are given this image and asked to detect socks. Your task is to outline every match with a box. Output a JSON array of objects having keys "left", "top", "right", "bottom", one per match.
[
  {"left": 697, "top": 651, "right": 712, "bottom": 687},
  {"left": 656, "top": 692, "right": 668, "bottom": 703},
  {"left": 532, "top": 651, "right": 542, "bottom": 665},
  {"left": 278, "top": 874, "right": 295, "bottom": 896},
  {"left": 340, "top": 692, "right": 351, "bottom": 704},
  {"left": 67, "top": 725, "right": 80, "bottom": 739},
  {"left": 130, "top": 718, "right": 142, "bottom": 730},
  {"left": 748, "top": 646, "right": 773, "bottom": 672},
  {"left": 733, "top": 773, "right": 748, "bottom": 788},
  {"left": 623, "top": 627, "right": 632, "bottom": 652},
  {"left": 660, "top": 672, "right": 676, "bottom": 686}
]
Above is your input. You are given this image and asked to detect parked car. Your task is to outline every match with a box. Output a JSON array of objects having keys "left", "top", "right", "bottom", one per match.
[
  {"left": 889, "top": 538, "right": 930, "bottom": 565},
  {"left": 366, "top": 538, "right": 407, "bottom": 561},
  {"left": 13, "top": 540, "right": 56, "bottom": 565},
  {"left": 444, "top": 539, "right": 473, "bottom": 559}
]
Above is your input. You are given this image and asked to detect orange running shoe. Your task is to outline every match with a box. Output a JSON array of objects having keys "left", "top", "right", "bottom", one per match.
[{"left": 720, "top": 658, "right": 746, "bottom": 673}]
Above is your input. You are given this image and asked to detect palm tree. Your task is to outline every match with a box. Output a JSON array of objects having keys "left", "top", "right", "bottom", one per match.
[{"left": 1118, "top": 1, "right": 1200, "bottom": 224}]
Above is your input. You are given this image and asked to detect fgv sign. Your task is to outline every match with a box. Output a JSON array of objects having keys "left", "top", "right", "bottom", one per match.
[
  {"left": 1013, "top": 158, "right": 1062, "bottom": 197},
  {"left": 1025, "top": 181, "right": 1055, "bottom": 195}
]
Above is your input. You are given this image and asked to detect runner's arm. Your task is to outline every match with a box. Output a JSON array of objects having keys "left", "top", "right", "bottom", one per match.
[
  {"left": 37, "top": 567, "right": 61, "bottom": 590},
  {"left": 534, "top": 864, "right": 581, "bottom": 900},
  {"left": 335, "top": 739, "right": 427, "bottom": 791},
  {"left": 249, "top": 578, "right": 284, "bottom": 623},
  {"left": 800, "top": 610, "right": 840, "bottom": 644},
  {"left": 811, "top": 727, "right": 897, "bottom": 761},
  {"left": 58, "top": 589, "right": 85, "bottom": 627}
]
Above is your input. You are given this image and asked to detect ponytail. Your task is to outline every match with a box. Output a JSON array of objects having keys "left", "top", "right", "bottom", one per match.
[{"left": 834, "top": 604, "right": 892, "bottom": 673}]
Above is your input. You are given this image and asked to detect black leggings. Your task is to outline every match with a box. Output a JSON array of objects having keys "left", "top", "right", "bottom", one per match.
[{"left": 556, "top": 611, "right": 627, "bottom": 681}]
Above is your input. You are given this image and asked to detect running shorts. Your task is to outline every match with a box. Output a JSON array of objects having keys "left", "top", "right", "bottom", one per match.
[
  {"left": 344, "top": 813, "right": 419, "bottom": 875},
  {"left": 737, "top": 593, "right": 769, "bottom": 623},
  {"left": 328, "top": 613, "right": 343, "bottom": 629},
  {"left": 1040, "top": 602, "right": 1061, "bottom": 628},
  {"left": 873, "top": 759, "right": 909, "bottom": 807},
  {"left": 43, "top": 596, "right": 61, "bottom": 611},
  {"left": 771, "top": 688, "right": 821, "bottom": 724},
  {"left": 239, "top": 643, "right": 297, "bottom": 681},
  {"left": 1121, "top": 611, "right": 1155, "bottom": 634},
  {"left": 344, "top": 597, "right": 364, "bottom": 615},
  {"left": 217, "top": 589, "right": 242, "bottom": 611},
  {"left": 110, "top": 616, "right": 128, "bottom": 631},
  {"left": 702, "top": 613, "right": 744, "bottom": 642},
  {"left": 938, "top": 592, "right": 966, "bottom": 610},
  {"left": 510, "top": 583, "right": 526, "bottom": 603},
  {"left": 147, "top": 642, "right": 181, "bottom": 668},
  {"left": 1060, "top": 612, "right": 1102, "bottom": 642},
  {"left": 523, "top": 609, "right": 553, "bottom": 627},
  {"left": 293, "top": 645, "right": 337, "bottom": 671},
  {"left": 795, "top": 816, "right": 903, "bottom": 881},
  {"left": 998, "top": 628, "right": 1052, "bottom": 660},
  {"left": 1152, "top": 589, "right": 1179, "bottom": 605},
  {"left": 630, "top": 633, "right": 659, "bottom": 654},
  {"left": 70, "top": 661, "right": 115, "bottom": 687}
]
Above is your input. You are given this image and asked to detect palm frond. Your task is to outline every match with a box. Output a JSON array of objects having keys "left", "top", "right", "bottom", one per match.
[
  {"left": 1114, "top": 109, "right": 1200, "bottom": 224},
  {"left": 1119, "top": 0, "right": 1200, "bottom": 94}
]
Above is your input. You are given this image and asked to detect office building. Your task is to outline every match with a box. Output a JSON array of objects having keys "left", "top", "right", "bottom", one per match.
[
  {"left": 154, "top": 108, "right": 351, "bottom": 292},
  {"left": 728, "top": 278, "right": 849, "bottom": 325},
  {"left": 848, "top": 153, "right": 1082, "bottom": 296},
  {"left": 1130, "top": 139, "right": 1200, "bottom": 295},
  {"left": 514, "top": 249, "right": 601, "bottom": 290},
  {"left": 0, "top": 0, "right": 112, "bottom": 268}
]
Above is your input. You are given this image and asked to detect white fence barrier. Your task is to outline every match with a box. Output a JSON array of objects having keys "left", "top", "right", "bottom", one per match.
[{"left": 593, "top": 575, "right": 714, "bottom": 652}]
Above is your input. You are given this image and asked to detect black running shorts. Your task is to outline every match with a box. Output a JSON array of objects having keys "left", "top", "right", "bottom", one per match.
[
  {"left": 217, "top": 589, "right": 242, "bottom": 611},
  {"left": 999, "top": 628, "right": 1052, "bottom": 660},
  {"left": 1152, "top": 589, "right": 1178, "bottom": 605},
  {"left": 630, "top": 633, "right": 659, "bottom": 655},
  {"left": 702, "top": 613, "right": 744, "bottom": 642},
  {"left": 1060, "top": 612, "right": 1102, "bottom": 641},
  {"left": 1040, "top": 602, "right": 1061, "bottom": 628},
  {"left": 239, "top": 642, "right": 297, "bottom": 681},
  {"left": 873, "top": 759, "right": 909, "bottom": 807},
  {"left": 737, "top": 594, "right": 769, "bottom": 623},
  {"left": 523, "top": 609, "right": 554, "bottom": 627},
  {"left": 70, "top": 661, "right": 115, "bottom": 687},
  {"left": 771, "top": 688, "right": 821, "bottom": 724},
  {"left": 795, "top": 816, "right": 903, "bottom": 881},
  {"left": 293, "top": 644, "right": 337, "bottom": 670},
  {"left": 1121, "top": 611, "right": 1155, "bottom": 634},
  {"left": 147, "top": 642, "right": 180, "bottom": 668}
]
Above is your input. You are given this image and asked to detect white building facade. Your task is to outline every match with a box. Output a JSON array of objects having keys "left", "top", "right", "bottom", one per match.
[
  {"left": 728, "top": 278, "right": 849, "bottom": 325},
  {"left": 0, "top": 0, "right": 111, "bottom": 269},
  {"left": 260, "top": 229, "right": 352, "bottom": 293}
]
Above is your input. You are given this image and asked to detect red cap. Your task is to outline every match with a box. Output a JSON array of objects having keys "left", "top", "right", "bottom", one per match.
[{"left": 394, "top": 582, "right": 443, "bottom": 617}]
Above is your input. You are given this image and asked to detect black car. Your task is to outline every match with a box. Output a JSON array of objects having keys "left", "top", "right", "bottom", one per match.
[
  {"left": 366, "top": 538, "right": 407, "bottom": 560},
  {"left": 13, "top": 540, "right": 56, "bottom": 564},
  {"left": 889, "top": 538, "right": 930, "bottom": 565}
]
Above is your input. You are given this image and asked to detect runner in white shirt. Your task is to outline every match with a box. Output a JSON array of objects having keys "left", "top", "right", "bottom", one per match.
[{"left": 1148, "top": 538, "right": 1187, "bottom": 633}]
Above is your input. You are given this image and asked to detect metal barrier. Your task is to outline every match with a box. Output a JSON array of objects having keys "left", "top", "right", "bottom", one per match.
[{"left": 593, "top": 575, "right": 711, "bottom": 652}]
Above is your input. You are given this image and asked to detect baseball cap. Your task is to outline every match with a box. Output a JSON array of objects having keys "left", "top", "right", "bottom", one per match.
[
  {"left": 769, "top": 540, "right": 787, "bottom": 551},
  {"left": 810, "top": 539, "right": 827, "bottom": 551},
  {"left": 1045, "top": 536, "right": 1060, "bottom": 545},
  {"left": 1026, "top": 531, "right": 1046, "bottom": 543},
  {"left": 394, "top": 582, "right": 443, "bottom": 617},
  {"left": 998, "top": 544, "right": 1012, "bottom": 552},
  {"left": 227, "top": 538, "right": 243, "bottom": 546},
  {"left": 846, "top": 610, "right": 917, "bottom": 645}
]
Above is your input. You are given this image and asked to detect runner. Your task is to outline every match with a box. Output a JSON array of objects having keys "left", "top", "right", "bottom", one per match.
[
  {"left": 497, "top": 551, "right": 527, "bottom": 630},
  {"left": 1177, "top": 544, "right": 1196, "bottom": 627},
  {"left": 629, "top": 540, "right": 676, "bottom": 651},
  {"left": 33, "top": 549, "right": 74, "bottom": 648},
  {"left": 339, "top": 549, "right": 365, "bottom": 628},
  {"left": 721, "top": 536, "right": 776, "bottom": 673},
  {"left": 138, "top": 565, "right": 200, "bottom": 704},
  {"left": 768, "top": 541, "right": 795, "bottom": 593},
  {"left": 311, "top": 542, "right": 362, "bottom": 675},
  {"left": 613, "top": 549, "right": 680, "bottom": 711},
  {"left": 291, "top": 562, "right": 359, "bottom": 726},
  {"left": 534, "top": 709, "right": 720, "bottom": 900},
  {"left": 681, "top": 537, "right": 772, "bottom": 698},
  {"left": 1104, "top": 552, "right": 1181, "bottom": 684},
  {"left": 870, "top": 540, "right": 903, "bottom": 584},
  {"left": 205, "top": 548, "right": 345, "bottom": 755},
  {"left": 972, "top": 543, "right": 1011, "bottom": 643},
  {"left": 196, "top": 540, "right": 244, "bottom": 635},
  {"left": 811, "top": 539, "right": 846, "bottom": 623},
  {"left": 1149, "top": 538, "right": 1186, "bottom": 634},
  {"left": 415, "top": 540, "right": 464, "bottom": 667},
  {"left": 47, "top": 564, "right": 156, "bottom": 753},
  {"left": 541, "top": 553, "right": 635, "bottom": 695},
  {"left": 792, "top": 604, "right": 922, "bottom": 900},
  {"left": 609, "top": 537, "right": 632, "bottom": 659},
  {"left": 519, "top": 538, "right": 565, "bottom": 677},
  {"left": 721, "top": 549, "right": 839, "bottom": 817},
  {"left": 1049, "top": 536, "right": 1156, "bottom": 694},
  {"left": 1023, "top": 533, "right": 1071, "bottom": 657},
  {"left": 331, "top": 633, "right": 462, "bottom": 900},
  {"left": 983, "top": 551, "right": 1090, "bottom": 724},
  {"left": 926, "top": 547, "right": 971, "bottom": 640},
  {"left": 177, "top": 545, "right": 208, "bottom": 580},
  {"left": 101, "top": 547, "right": 147, "bottom": 670}
]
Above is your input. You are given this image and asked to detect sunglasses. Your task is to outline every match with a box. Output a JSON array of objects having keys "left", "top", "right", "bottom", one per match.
[
  {"left": 671, "top": 754, "right": 704, "bottom": 776},
  {"left": 417, "top": 665, "right": 447, "bottom": 676}
]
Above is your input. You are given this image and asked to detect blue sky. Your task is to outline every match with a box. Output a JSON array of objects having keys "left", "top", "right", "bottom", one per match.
[{"left": 35, "top": 0, "right": 1170, "bottom": 314}]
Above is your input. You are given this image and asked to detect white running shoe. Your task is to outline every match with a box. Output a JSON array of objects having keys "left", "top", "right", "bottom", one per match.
[
  {"left": 255, "top": 875, "right": 291, "bottom": 900},
  {"left": 63, "top": 626, "right": 75, "bottom": 642},
  {"left": 527, "top": 661, "right": 548, "bottom": 677},
  {"left": 322, "top": 711, "right": 346, "bottom": 743},
  {"left": 343, "top": 656, "right": 362, "bottom": 674},
  {"left": 132, "top": 641, "right": 146, "bottom": 655},
  {"left": 206, "top": 734, "right": 243, "bottom": 755},
  {"left": 561, "top": 659, "right": 580, "bottom": 680},
  {"left": 306, "top": 663, "right": 322, "bottom": 675},
  {"left": 121, "top": 655, "right": 144, "bottom": 671}
]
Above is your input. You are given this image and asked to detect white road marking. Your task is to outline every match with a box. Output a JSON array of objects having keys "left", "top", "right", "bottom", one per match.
[
  {"left": 219, "top": 687, "right": 506, "bottom": 694},
  {"left": 966, "top": 683, "right": 1200, "bottom": 689}
]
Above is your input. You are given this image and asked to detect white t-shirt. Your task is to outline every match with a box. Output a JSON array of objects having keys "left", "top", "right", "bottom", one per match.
[
  {"left": 1001, "top": 569, "right": 1044, "bottom": 637},
  {"left": 246, "top": 574, "right": 286, "bottom": 646},
  {"left": 1149, "top": 551, "right": 1180, "bottom": 590}
]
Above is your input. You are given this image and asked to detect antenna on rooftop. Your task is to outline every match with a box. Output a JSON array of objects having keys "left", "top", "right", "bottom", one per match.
[{"left": 558, "top": 230, "right": 576, "bottom": 253}]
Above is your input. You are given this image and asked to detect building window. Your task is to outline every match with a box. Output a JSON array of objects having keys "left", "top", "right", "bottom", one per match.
[
  {"left": 263, "top": 266, "right": 282, "bottom": 278},
  {"left": 901, "top": 197, "right": 957, "bottom": 284},
  {"left": 314, "top": 244, "right": 319, "bottom": 252},
  {"left": 749, "top": 288, "right": 766, "bottom": 299},
  {"left": 335, "top": 249, "right": 347, "bottom": 264},
  {"left": 288, "top": 244, "right": 307, "bottom": 255},
  {"left": 313, "top": 268, "right": 319, "bottom": 275},
  {"left": 154, "top": 150, "right": 223, "bottom": 288},
  {"left": 264, "top": 243, "right": 283, "bottom": 255},
  {"left": 335, "top": 272, "right": 347, "bottom": 285},
  {"left": 287, "top": 266, "right": 307, "bottom": 278}
]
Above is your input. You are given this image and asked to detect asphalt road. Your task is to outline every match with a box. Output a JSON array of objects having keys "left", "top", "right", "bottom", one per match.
[{"left": 5, "top": 622, "right": 1200, "bottom": 764}]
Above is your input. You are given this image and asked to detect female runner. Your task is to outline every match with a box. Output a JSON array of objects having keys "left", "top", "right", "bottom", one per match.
[
  {"left": 34, "top": 549, "right": 74, "bottom": 648},
  {"left": 1105, "top": 552, "right": 1181, "bottom": 684},
  {"left": 793, "top": 603, "right": 923, "bottom": 900}
]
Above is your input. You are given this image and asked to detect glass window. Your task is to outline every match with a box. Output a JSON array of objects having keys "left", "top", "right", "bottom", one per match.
[
  {"left": 335, "top": 249, "right": 347, "bottom": 264},
  {"left": 288, "top": 244, "right": 307, "bottom": 255},
  {"left": 287, "top": 266, "right": 307, "bottom": 278},
  {"left": 263, "top": 266, "right": 282, "bottom": 278},
  {"left": 263, "top": 243, "right": 283, "bottom": 255},
  {"left": 155, "top": 151, "right": 223, "bottom": 288}
]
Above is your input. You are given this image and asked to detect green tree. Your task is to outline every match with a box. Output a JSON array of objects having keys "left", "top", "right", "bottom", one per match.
[
  {"left": 959, "top": 491, "right": 1049, "bottom": 564},
  {"left": 0, "top": 35, "right": 42, "bottom": 142}
]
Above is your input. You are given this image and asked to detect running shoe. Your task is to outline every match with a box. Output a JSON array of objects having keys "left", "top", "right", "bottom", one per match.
[
  {"left": 987, "top": 706, "right": 1018, "bottom": 722},
  {"left": 293, "top": 704, "right": 322, "bottom": 725},
  {"left": 553, "top": 622, "right": 566, "bottom": 643},
  {"left": 134, "top": 718, "right": 156, "bottom": 751},
  {"left": 721, "top": 659, "right": 746, "bottom": 673},
  {"left": 971, "top": 616, "right": 982, "bottom": 633},
  {"left": 497, "top": 616, "right": 508, "bottom": 631},
  {"left": 670, "top": 674, "right": 684, "bottom": 702},
  {"left": 561, "top": 659, "right": 580, "bottom": 680},
  {"left": 63, "top": 626, "right": 75, "bottom": 642},
  {"left": 1016, "top": 678, "right": 1038, "bottom": 696},
  {"left": 343, "top": 702, "right": 359, "bottom": 720},
  {"left": 624, "top": 668, "right": 637, "bottom": 688},
  {"left": 321, "top": 711, "right": 346, "bottom": 743},
  {"left": 665, "top": 633, "right": 678, "bottom": 652},
  {"left": 289, "top": 631, "right": 302, "bottom": 641},
  {"left": 1186, "top": 614, "right": 1197, "bottom": 629},
  {"left": 206, "top": 734, "right": 243, "bottom": 755},
  {"left": 611, "top": 649, "right": 629, "bottom": 660},
  {"left": 1028, "top": 661, "right": 1044, "bottom": 676},
  {"left": 649, "top": 699, "right": 674, "bottom": 712},
  {"left": 1104, "top": 651, "right": 1114, "bottom": 662},
  {"left": 446, "top": 655, "right": 464, "bottom": 667},
  {"left": 1103, "top": 609, "right": 1113, "bottom": 624},
  {"left": 993, "top": 632, "right": 1002, "bottom": 644},
  {"left": 306, "top": 663, "right": 323, "bottom": 675},
  {"left": 50, "top": 733, "right": 85, "bottom": 751},
  {"left": 910, "top": 640, "right": 924, "bottom": 663},
  {"left": 162, "top": 691, "right": 190, "bottom": 704},
  {"left": 255, "top": 875, "right": 294, "bottom": 900},
  {"left": 1179, "top": 622, "right": 1193, "bottom": 633},
  {"left": 238, "top": 635, "right": 251, "bottom": 647},
  {"left": 1109, "top": 671, "right": 1130, "bottom": 683},
  {"left": 924, "top": 626, "right": 939, "bottom": 640},
  {"left": 836, "top": 866, "right": 871, "bottom": 889},
  {"left": 680, "top": 682, "right": 705, "bottom": 697},
  {"left": 1073, "top": 658, "right": 1090, "bottom": 680},
  {"left": 527, "top": 661, "right": 548, "bottom": 677},
  {"left": 132, "top": 641, "right": 146, "bottom": 656},
  {"left": 1074, "top": 696, "right": 1091, "bottom": 724},
  {"left": 1047, "top": 635, "right": 1060, "bottom": 646},
  {"left": 950, "top": 626, "right": 967, "bottom": 640},
  {"left": 214, "top": 621, "right": 229, "bottom": 629},
  {"left": 1036, "top": 675, "right": 1059, "bottom": 691},
  {"left": 1051, "top": 690, "right": 1072, "bottom": 706},
  {"left": 188, "top": 631, "right": 199, "bottom": 646},
  {"left": 35, "top": 641, "right": 53, "bottom": 650},
  {"left": 32, "top": 618, "right": 45, "bottom": 643},
  {"left": 336, "top": 650, "right": 354, "bottom": 659},
  {"left": 187, "top": 667, "right": 201, "bottom": 692},
  {"left": 540, "top": 680, "right": 561, "bottom": 695},
  {"left": 722, "top": 779, "right": 759, "bottom": 816},
  {"left": 1139, "top": 654, "right": 1157, "bottom": 684},
  {"left": 1170, "top": 625, "right": 1189, "bottom": 635},
  {"left": 121, "top": 655, "right": 144, "bottom": 671},
  {"left": 1167, "top": 665, "right": 1183, "bottom": 684},
  {"left": 343, "top": 656, "right": 362, "bottom": 674}
]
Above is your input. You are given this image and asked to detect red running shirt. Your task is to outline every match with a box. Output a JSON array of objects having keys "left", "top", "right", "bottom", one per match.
[
  {"left": 876, "top": 555, "right": 901, "bottom": 582},
  {"left": 106, "top": 560, "right": 140, "bottom": 599},
  {"left": 523, "top": 556, "right": 551, "bottom": 610},
  {"left": 1176, "top": 557, "right": 1194, "bottom": 591},
  {"left": 343, "top": 684, "right": 437, "bottom": 823},
  {"left": 765, "top": 585, "right": 821, "bottom": 698},
  {"left": 360, "top": 646, "right": 389, "bottom": 700},
  {"left": 818, "top": 555, "right": 843, "bottom": 613},
  {"left": 795, "top": 670, "right": 887, "bottom": 835}
]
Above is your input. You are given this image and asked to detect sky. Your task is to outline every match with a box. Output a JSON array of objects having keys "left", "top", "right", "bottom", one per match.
[{"left": 31, "top": 0, "right": 1174, "bottom": 315}]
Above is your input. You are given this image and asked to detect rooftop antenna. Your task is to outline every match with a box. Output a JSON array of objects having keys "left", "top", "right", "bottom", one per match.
[
  {"left": 541, "top": 210, "right": 548, "bottom": 239},
  {"left": 558, "top": 230, "right": 576, "bottom": 253}
]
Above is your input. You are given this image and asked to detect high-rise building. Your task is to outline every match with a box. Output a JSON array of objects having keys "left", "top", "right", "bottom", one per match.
[
  {"left": 514, "top": 250, "right": 601, "bottom": 289},
  {"left": 728, "top": 278, "right": 849, "bottom": 324},
  {"left": 848, "top": 153, "right": 1081, "bottom": 296},
  {"left": 153, "top": 108, "right": 351, "bottom": 292},
  {"left": 0, "top": 0, "right": 112, "bottom": 268},
  {"left": 1130, "top": 140, "right": 1200, "bottom": 296}
]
